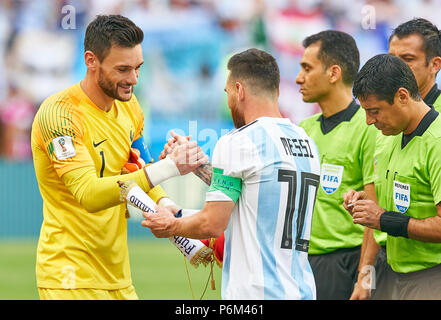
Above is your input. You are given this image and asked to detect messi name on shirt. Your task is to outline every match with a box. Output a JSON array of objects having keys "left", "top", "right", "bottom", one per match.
[{"left": 280, "top": 137, "right": 314, "bottom": 158}]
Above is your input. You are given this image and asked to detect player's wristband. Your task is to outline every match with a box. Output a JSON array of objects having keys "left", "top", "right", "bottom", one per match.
[
  {"left": 380, "top": 211, "right": 410, "bottom": 238},
  {"left": 158, "top": 197, "right": 177, "bottom": 208},
  {"left": 144, "top": 156, "right": 180, "bottom": 187}
]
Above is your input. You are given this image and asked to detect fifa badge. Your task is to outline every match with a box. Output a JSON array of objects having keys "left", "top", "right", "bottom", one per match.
[
  {"left": 52, "top": 135, "right": 76, "bottom": 160},
  {"left": 393, "top": 180, "right": 410, "bottom": 213},
  {"left": 320, "top": 163, "right": 344, "bottom": 194}
]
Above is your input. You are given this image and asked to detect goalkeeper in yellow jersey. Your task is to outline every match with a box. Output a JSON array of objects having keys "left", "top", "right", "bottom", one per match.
[{"left": 31, "top": 15, "right": 207, "bottom": 300}]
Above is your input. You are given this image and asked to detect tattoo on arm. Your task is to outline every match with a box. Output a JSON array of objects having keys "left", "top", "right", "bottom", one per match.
[{"left": 193, "top": 162, "right": 212, "bottom": 186}]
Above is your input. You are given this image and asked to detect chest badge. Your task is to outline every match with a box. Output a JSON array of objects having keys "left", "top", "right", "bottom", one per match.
[
  {"left": 320, "top": 163, "right": 344, "bottom": 194},
  {"left": 393, "top": 180, "right": 410, "bottom": 213}
]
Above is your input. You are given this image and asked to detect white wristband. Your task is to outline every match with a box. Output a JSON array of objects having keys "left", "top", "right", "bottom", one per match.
[
  {"left": 144, "top": 156, "right": 181, "bottom": 187},
  {"left": 180, "top": 209, "right": 199, "bottom": 217},
  {"left": 157, "top": 197, "right": 177, "bottom": 208}
]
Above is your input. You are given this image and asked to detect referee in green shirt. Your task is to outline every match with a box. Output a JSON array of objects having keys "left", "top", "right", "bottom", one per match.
[
  {"left": 296, "top": 30, "right": 377, "bottom": 300},
  {"left": 356, "top": 18, "right": 441, "bottom": 300},
  {"left": 345, "top": 53, "right": 441, "bottom": 300}
]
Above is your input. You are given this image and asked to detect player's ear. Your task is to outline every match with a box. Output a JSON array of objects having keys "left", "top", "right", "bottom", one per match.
[
  {"left": 429, "top": 56, "right": 441, "bottom": 76},
  {"left": 236, "top": 82, "right": 245, "bottom": 101},
  {"left": 328, "top": 65, "right": 342, "bottom": 84},
  {"left": 395, "top": 87, "right": 410, "bottom": 106},
  {"left": 84, "top": 50, "right": 98, "bottom": 71}
]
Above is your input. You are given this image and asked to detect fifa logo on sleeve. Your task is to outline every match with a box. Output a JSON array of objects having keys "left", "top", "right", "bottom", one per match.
[
  {"left": 58, "top": 137, "right": 67, "bottom": 153},
  {"left": 52, "top": 136, "right": 76, "bottom": 160}
]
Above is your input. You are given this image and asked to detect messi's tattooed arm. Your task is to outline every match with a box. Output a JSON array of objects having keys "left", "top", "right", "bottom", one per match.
[
  {"left": 193, "top": 162, "right": 212, "bottom": 186},
  {"left": 160, "top": 130, "right": 212, "bottom": 186}
]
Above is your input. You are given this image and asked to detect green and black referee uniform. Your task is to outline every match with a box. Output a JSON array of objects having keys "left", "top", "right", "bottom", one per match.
[
  {"left": 375, "top": 107, "right": 441, "bottom": 299},
  {"left": 300, "top": 100, "right": 376, "bottom": 300},
  {"left": 371, "top": 84, "right": 441, "bottom": 299}
]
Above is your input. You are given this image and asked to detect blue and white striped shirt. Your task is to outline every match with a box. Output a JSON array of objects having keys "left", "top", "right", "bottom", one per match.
[{"left": 206, "top": 117, "right": 320, "bottom": 300}]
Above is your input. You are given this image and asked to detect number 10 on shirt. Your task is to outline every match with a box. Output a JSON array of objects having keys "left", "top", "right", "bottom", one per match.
[{"left": 278, "top": 169, "right": 319, "bottom": 252}]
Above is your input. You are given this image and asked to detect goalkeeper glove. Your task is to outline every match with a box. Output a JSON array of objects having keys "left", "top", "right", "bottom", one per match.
[{"left": 122, "top": 148, "right": 146, "bottom": 174}]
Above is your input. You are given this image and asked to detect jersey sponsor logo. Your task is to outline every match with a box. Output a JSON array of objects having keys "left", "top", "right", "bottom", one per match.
[
  {"left": 393, "top": 180, "right": 410, "bottom": 213},
  {"left": 320, "top": 163, "right": 344, "bottom": 194},
  {"left": 52, "top": 136, "right": 76, "bottom": 160},
  {"left": 93, "top": 139, "right": 107, "bottom": 148}
]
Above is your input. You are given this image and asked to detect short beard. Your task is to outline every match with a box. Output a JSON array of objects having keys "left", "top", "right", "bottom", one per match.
[
  {"left": 231, "top": 106, "right": 245, "bottom": 129},
  {"left": 97, "top": 68, "right": 132, "bottom": 101}
]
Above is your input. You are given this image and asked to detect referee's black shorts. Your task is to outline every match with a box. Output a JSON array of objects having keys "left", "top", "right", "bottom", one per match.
[{"left": 308, "top": 246, "right": 361, "bottom": 300}]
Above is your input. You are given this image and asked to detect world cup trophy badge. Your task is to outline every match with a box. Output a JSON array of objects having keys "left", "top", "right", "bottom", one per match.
[{"left": 58, "top": 137, "right": 67, "bottom": 153}]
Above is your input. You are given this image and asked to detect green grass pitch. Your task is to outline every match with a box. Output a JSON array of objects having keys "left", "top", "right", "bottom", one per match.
[{"left": 0, "top": 238, "right": 222, "bottom": 300}]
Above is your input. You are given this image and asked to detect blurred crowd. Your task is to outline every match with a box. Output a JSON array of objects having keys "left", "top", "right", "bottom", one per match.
[{"left": 0, "top": 0, "right": 440, "bottom": 161}]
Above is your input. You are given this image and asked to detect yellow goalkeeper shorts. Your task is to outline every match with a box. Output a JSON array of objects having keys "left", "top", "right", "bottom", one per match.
[{"left": 38, "top": 285, "right": 138, "bottom": 300}]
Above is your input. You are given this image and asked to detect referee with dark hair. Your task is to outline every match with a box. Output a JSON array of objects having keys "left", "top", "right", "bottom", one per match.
[
  {"left": 344, "top": 53, "right": 441, "bottom": 300},
  {"left": 389, "top": 18, "right": 441, "bottom": 108},
  {"left": 357, "top": 18, "right": 441, "bottom": 300},
  {"left": 296, "top": 30, "right": 377, "bottom": 300}
]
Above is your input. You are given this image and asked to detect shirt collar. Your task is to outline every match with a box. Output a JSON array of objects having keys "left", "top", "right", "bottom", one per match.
[
  {"left": 401, "top": 106, "right": 439, "bottom": 149},
  {"left": 423, "top": 83, "right": 441, "bottom": 106},
  {"left": 317, "top": 100, "right": 359, "bottom": 134}
]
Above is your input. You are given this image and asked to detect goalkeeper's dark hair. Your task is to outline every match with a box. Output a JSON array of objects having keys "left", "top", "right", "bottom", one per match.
[
  {"left": 303, "top": 30, "right": 360, "bottom": 85},
  {"left": 84, "top": 15, "right": 144, "bottom": 62},
  {"left": 390, "top": 18, "right": 441, "bottom": 64},
  {"left": 227, "top": 48, "right": 280, "bottom": 96},
  {"left": 353, "top": 54, "right": 421, "bottom": 105}
]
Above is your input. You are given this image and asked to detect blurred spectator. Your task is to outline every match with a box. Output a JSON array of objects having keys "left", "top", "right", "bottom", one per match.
[
  {"left": 125, "top": 0, "right": 226, "bottom": 120},
  {"left": 0, "top": 0, "right": 13, "bottom": 103},
  {"left": 6, "top": 29, "right": 76, "bottom": 105},
  {"left": 0, "top": 0, "right": 441, "bottom": 160},
  {"left": 0, "top": 85, "right": 35, "bottom": 160}
]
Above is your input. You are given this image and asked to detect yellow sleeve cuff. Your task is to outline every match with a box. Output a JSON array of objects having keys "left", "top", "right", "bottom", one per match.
[{"left": 147, "top": 184, "right": 168, "bottom": 204}]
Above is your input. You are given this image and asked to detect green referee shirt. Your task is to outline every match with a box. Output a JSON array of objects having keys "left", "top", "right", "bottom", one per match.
[
  {"left": 373, "top": 86, "right": 441, "bottom": 246},
  {"left": 299, "top": 101, "right": 376, "bottom": 255},
  {"left": 376, "top": 108, "right": 441, "bottom": 273}
]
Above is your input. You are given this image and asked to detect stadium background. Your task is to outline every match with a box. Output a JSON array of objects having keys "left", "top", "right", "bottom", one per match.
[{"left": 0, "top": 0, "right": 440, "bottom": 300}]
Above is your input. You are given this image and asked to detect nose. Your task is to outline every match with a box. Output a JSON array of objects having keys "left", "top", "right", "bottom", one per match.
[
  {"left": 365, "top": 113, "right": 376, "bottom": 125},
  {"left": 295, "top": 71, "right": 303, "bottom": 85},
  {"left": 127, "top": 69, "right": 138, "bottom": 85}
]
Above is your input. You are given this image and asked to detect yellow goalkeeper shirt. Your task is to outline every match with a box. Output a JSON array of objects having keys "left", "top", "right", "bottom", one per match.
[{"left": 31, "top": 83, "right": 166, "bottom": 290}]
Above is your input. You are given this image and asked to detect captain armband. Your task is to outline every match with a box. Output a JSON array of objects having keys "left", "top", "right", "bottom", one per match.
[
  {"left": 380, "top": 211, "right": 410, "bottom": 238},
  {"left": 131, "top": 135, "right": 153, "bottom": 164},
  {"left": 208, "top": 167, "right": 242, "bottom": 203}
]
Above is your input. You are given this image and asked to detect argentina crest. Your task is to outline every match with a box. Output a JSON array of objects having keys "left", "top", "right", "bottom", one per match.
[
  {"left": 320, "top": 163, "right": 344, "bottom": 194},
  {"left": 393, "top": 180, "right": 410, "bottom": 213}
]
